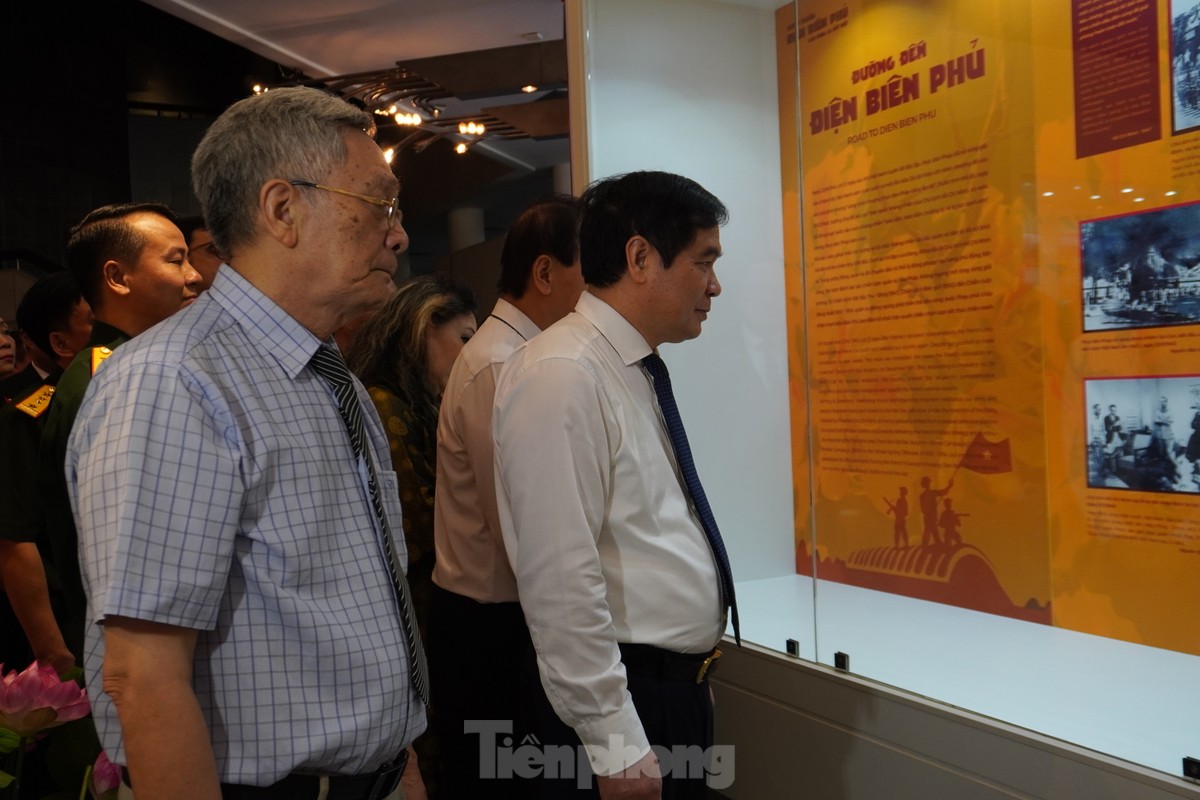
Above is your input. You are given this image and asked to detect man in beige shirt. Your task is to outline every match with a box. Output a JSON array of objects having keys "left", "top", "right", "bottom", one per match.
[{"left": 429, "top": 195, "right": 583, "bottom": 799}]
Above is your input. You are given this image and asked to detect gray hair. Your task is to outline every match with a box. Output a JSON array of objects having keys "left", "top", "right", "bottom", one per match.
[{"left": 191, "top": 87, "right": 376, "bottom": 255}]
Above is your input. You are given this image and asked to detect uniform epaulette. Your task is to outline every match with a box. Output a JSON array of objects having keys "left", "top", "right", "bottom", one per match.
[
  {"left": 90, "top": 346, "right": 114, "bottom": 375},
  {"left": 15, "top": 384, "right": 55, "bottom": 418}
]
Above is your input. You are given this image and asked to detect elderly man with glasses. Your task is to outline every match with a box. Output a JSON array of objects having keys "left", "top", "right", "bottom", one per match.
[{"left": 68, "top": 87, "right": 424, "bottom": 800}]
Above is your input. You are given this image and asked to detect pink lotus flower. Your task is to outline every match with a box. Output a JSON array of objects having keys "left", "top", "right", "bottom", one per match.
[
  {"left": 0, "top": 662, "right": 90, "bottom": 738},
  {"left": 90, "top": 750, "right": 121, "bottom": 800}
]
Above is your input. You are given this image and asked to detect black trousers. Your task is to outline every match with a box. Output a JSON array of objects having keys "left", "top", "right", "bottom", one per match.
[
  {"left": 426, "top": 583, "right": 532, "bottom": 799},
  {"left": 521, "top": 645, "right": 715, "bottom": 800}
]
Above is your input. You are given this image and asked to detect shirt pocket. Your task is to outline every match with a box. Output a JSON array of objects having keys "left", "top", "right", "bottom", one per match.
[{"left": 375, "top": 467, "right": 409, "bottom": 572}]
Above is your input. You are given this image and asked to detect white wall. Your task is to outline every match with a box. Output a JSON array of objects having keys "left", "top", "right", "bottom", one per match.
[{"left": 575, "top": 0, "right": 796, "bottom": 582}]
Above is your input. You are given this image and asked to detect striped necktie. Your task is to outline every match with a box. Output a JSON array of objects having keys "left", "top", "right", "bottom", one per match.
[
  {"left": 309, "top": 345, "right": 430, "bottom": 704},
  {"left": 642, "top": 352, "right": 740, "bottom": 645}
]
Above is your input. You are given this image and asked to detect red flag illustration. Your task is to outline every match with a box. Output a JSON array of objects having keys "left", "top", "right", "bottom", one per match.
[{"left": 958, "top": 433, "right": 1013, "bottom": 474}]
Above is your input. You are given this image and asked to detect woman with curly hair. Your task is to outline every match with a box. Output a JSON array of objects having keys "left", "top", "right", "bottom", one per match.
[{"left": 349, "top": 274, "right": 477, "bottom": 799}]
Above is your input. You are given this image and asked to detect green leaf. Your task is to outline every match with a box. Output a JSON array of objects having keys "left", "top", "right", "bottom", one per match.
[
  {"left": 59, "top": 666, "right": 84, "bottom": 683},
  {"left": 0, "top": 769, "right": 14, "bottom": 788},
  {"left": 0, "top": 727, "right": 18, "bottom": 754}
]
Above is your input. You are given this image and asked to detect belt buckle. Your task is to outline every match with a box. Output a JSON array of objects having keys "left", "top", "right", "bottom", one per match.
[
  {"left": 695, "top": 648, "right": 722, "bottom": 683},
  {"left": 367, "top": 749, "right": 409, "bottom": 800}
]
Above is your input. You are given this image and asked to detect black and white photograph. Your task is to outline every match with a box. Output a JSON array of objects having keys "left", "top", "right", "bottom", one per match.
[
  {"left": 1080, "top": 202, "right": 1200, "bottom": 332},
  {"left": 1172, "top": 0, "right": 1200, "bottom": 134},
  {"left": 1085, "top": 376, "right": 1200, "bottom": 493}
]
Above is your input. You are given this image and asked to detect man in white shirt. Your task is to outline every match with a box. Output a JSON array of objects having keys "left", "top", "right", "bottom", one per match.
[
  {"left": 429, "top": 194, "right": 583, "bottom": 798},
  {"left": 494, "top": 171, "right": 733, "bottom": 800}
]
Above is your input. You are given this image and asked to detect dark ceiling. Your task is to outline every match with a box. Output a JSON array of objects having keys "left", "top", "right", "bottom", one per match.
[
  {"left": 0, "top": 0, "right": 570, "bottom": 281},
  {"left": 131, "top": 1, "right": 570, "bottom": 273}
]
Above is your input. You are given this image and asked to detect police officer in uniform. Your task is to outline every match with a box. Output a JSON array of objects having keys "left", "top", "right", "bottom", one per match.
[
  {"left": 0, "top": 273, "right": 95, "bottom": 797},
  {"left": 0, "top": 272, "right": 93, "bottom": 673},
  {"left": 37, "top": 203, "right": 201, "bottom": 660}
]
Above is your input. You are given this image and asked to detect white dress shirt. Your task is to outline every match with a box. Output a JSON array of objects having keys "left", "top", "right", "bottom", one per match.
[
  {"left": 493, "top": 290, "right": 722, "bottom": 777},
  {"left": 432, "top": 298, "right": 539, "bottom": 602}
]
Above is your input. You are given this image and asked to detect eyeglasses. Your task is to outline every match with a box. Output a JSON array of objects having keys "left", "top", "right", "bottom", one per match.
[
  {"left": 192, "top": 242, "right": 222, "bottom": 258},
  {"left": 290, "top": 180, "right": 403, "bottom": 228}
]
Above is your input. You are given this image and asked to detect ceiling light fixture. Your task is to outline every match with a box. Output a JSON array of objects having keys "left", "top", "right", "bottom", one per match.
[
  {"left": 413, "top": 135, "right": 442, "bottom": 154},
  {"left": 455, "top": 142, "right": 469, "bottom": 155},
  {"left": 248, "top": 44, "right": 564, "bottom": 164}
]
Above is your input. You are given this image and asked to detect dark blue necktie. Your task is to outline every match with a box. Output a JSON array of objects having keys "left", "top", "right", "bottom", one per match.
[
  {"left": 310, "top": 345, "right": 430, "bottom": 704},
  {"left": 642, "top": 353, "right": 740, "bottom": 645}
]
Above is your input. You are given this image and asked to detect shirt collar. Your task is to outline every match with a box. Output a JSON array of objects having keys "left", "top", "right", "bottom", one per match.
[
  {"left": 86, "top": 320, "right": 130, "bottom": 349},
  {"left": 207, "top": 268, "right": 324, "bottom": 379},
  {"left": 574, "top": 290, "right": 653, "bottom": 367},
  {"left": 491, "top": 297, "right": 542, "bottom": 340}
]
